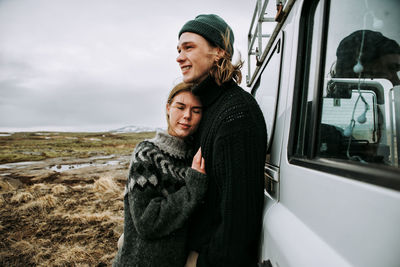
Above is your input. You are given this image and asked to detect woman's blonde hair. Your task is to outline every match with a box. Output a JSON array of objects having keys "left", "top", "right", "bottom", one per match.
[
  {"left": 166, "top": 82, "right": 194, "bottom": 128},
  {"left": 208, "top": 30, "right": 243, "bottom": 85}
]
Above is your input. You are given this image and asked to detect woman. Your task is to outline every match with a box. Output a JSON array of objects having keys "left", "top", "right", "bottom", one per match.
[{"left": 113, "top": 82, "right": 207, "bottom": 267}]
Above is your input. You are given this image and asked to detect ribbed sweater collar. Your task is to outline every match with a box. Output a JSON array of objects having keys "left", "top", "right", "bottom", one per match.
[
  {"left": 192, "top": 76, "right": 225, "bottom": 108},
  {"left": 146, "top": 131, "right": 190, "bottom": 159}
]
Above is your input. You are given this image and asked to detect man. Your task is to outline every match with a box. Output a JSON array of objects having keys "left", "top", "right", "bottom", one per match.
[{"left": 176, "top": 14, "right": 267, "bottom": 267}]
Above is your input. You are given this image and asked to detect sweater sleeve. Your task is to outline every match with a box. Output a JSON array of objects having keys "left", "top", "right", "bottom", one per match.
[
  {"left": 197, "top": 123, "right": 266, "bottom": 267},
  {"left": 126, "top": 142, "right": 208, "bottom": 240}
]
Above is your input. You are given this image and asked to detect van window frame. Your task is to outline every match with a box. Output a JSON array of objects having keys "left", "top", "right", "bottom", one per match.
[
  {"left": 287, "top": 0, "right": 400, "bottom": 191},
  {"left": 252, "top": 33, "right": 284, "bottom": 154}
]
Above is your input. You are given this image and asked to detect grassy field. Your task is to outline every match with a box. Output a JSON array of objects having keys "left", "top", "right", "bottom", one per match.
[
  {"left": 0, "top": 131, "right": 155, "bottom": 164},
  {"left": 0, "top": 131, "right": 155, "bottom": 266}
]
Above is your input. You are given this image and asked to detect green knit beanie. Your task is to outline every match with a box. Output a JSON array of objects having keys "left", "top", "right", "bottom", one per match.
[{"left": 179, "top": 14, "right": 234, "bottom": 56}]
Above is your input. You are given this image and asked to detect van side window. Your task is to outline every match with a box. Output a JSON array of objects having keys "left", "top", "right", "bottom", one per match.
[
  {"left": 318, "top": 0, "right": 400, "bottom": 168},
  {"left": 292, "top": 0, "right": 400, "bottom": 188}
]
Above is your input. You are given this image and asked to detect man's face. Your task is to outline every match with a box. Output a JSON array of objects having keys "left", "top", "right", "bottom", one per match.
[{"left": 177, "top": 32, "right": 219, "bottom": 83}]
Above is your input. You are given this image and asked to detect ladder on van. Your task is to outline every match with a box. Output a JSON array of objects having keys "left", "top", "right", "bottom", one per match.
[{"left": 247, "top": 0, "right": 289, "bottom": 85}]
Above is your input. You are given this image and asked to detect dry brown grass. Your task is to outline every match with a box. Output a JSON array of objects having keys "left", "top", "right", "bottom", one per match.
[
  {"left": 11, "top": 240, "right": 35, "bottom": 254},
  {"left": 71, "top": 184, "right": 92, "bottom": 191},
  {"left": 63, "top": 198, "right": 77, "bottom": 208},
  {"left": 2, "top": 176, "right": 124, "bottom": 266},
  {"left": 39, "top": 194, "right": 58, "bottom": 208},
  {"left": 62, "top": 210, "right": 115, "bottom": 224},
  {"left": 0, "top": 131, "right": 150, "bottom": 266},
  {"left": 19, "top": 194, "right": 58, "bottom": 212},
  {"left": 0, "top": 179, "right": 12, "bottom": 191},
  {"left": 46, "top": 244, "right": 95, "bottom": 266},
  {"left": 51, "top": 184, "right": 68, "bottom": 194},
  {"left": 31, "top": 183, "right": 50, "bottom": 191},
  {"left": 93, "top": 176, "right": 119, "bottom": 192},
  {"left": 11, "top": 191, "right": 34, "bottom": 203},
  {"left": 31, "top": 183, "right": 51, "bottom": 196}
]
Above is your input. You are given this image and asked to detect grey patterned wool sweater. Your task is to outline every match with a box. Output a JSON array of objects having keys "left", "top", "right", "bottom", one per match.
[{"left": 113, "top": 131, "right": 207, "bottom": 267}]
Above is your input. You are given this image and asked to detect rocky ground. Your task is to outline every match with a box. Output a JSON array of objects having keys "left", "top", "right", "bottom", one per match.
[{"left": 0, "top": 154, "right": 131, "bottom": 266}]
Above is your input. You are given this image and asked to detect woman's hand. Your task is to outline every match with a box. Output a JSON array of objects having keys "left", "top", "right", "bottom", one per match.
[
  {"left": 185, "top": 251, "right": 199, "bottom": 267},
  {"left": 191, "top": 148, "right": 206, "bottom": 174}
]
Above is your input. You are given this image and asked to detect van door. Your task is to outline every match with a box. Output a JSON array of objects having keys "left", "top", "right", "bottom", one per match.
[
  {"left": 254, "top": 0, "right": 400, "bottom": 266},
  {"left": 251, "top": 31, "right": 285, "bottom": 264},
  {"left": 281, "top": 0, "right": 400, "bottom": 266}
]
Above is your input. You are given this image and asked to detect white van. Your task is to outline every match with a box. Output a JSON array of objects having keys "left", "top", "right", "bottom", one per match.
[{"left": 246, "top": 1, "right": 400, "bottom": 267}]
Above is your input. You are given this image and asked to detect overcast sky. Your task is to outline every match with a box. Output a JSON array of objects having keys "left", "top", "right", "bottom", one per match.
[{"left": 0, "top": 0, "right": 255, "bottom": 132}]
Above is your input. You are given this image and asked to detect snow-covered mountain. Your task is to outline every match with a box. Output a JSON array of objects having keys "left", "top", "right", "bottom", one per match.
[{"left": 111, "top": 125, "right": 165, "bottom": 133}]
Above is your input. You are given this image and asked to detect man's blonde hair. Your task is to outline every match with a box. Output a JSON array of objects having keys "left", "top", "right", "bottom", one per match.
[{"left": 209, "top": 30, "right": 243, "bottom": 85}]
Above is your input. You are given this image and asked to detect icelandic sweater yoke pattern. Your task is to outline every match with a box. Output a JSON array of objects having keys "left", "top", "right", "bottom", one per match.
[
  {"left": 146, "top": 131, "right": 192, "bottom": 159},
  {"left": 124, "top": 131, "right": 192, "bottom": 196}
]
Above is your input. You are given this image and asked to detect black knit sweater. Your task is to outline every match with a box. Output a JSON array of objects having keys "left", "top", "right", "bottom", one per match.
[
  {"left": 113, "top": 131, "right": 207, "bottom": 267},
  {"left": 188, "top": 77, "right": 267, "bottom": 267}
]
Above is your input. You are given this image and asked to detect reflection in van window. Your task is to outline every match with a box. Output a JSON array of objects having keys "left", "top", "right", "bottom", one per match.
[{"left": 318, "top": 0, "right": 400, "bottom": 167}]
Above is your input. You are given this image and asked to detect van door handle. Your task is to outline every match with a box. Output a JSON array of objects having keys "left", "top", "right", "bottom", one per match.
[
  {"left": 258, "top": 259, "right": 273, "bottom": 267},
  {"left": 264, "top": 163, "right": 280, "bottom": 200}
]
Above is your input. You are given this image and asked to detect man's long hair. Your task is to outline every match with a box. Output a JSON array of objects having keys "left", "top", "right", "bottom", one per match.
[{"left": 209, "top": 30, "right": 243, "bottom": 85}]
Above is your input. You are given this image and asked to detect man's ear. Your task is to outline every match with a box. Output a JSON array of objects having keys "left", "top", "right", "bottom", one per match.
[
  {"left": 212, "top": 47, "right": 225, "bottom": 61},
  {"left": 216, "top": 47, "right": 225, "bottom": 60},
  {"left": 166, "top": 103, "right": 170, "bottom": 116}
]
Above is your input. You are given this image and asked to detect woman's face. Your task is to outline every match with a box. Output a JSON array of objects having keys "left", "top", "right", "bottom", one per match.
[
  {"left": 167, "top": 91, "right": 202, "bottom": 139},
  {"left": 177, "top": 32, "right": 219, "bottom": 83}
]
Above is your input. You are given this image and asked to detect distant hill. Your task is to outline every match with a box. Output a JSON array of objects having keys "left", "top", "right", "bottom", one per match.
[{"left": 111, "top": 125, "right": 164, "bottom": 133}]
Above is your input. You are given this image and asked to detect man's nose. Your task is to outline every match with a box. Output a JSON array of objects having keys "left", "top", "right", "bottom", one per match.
[{"left": 176, "top": 51, "right": 185, "bottom": 63}]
